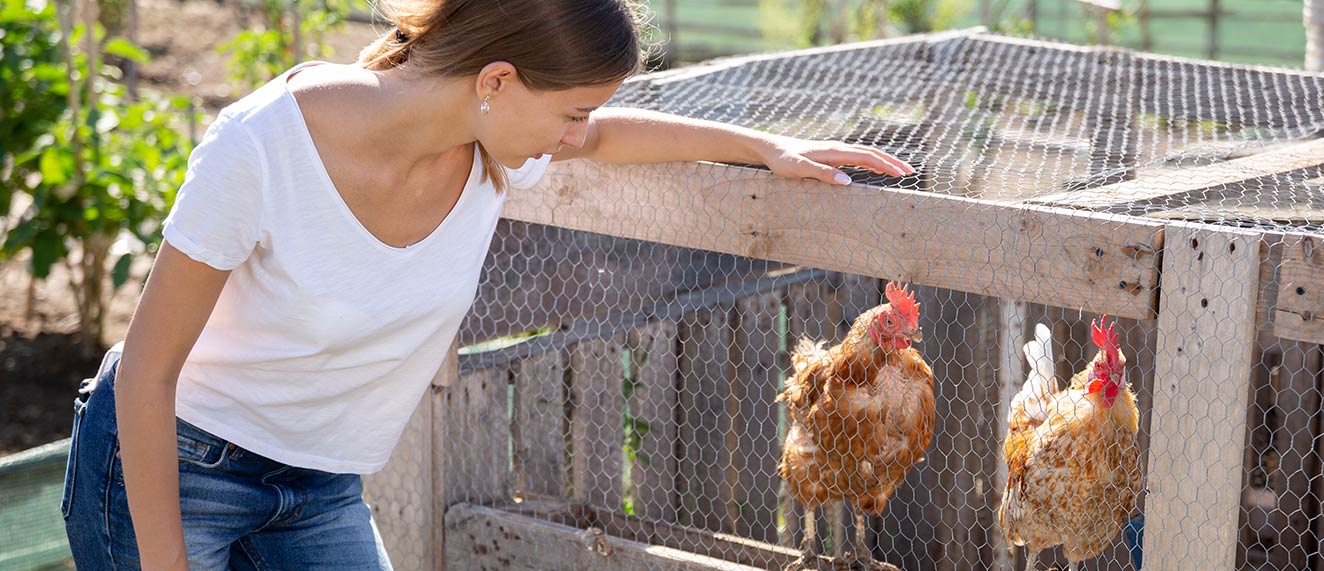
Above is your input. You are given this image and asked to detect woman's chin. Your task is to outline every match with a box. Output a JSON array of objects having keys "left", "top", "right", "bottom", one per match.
[{"left": 496, "top": 154, "right": 533, "bottom": 168}]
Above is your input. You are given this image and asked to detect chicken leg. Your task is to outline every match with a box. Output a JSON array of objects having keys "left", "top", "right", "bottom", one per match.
[
  {"left": 784, "top": 506, "right": 818, "bottom": 571},
  {"left": 838, "top": 508, "right": 895, "bottom": 571}
]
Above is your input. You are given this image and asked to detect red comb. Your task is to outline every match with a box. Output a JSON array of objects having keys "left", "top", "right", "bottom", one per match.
[
  {"left": 885, "top": 282, "right": 919, "bottom": 327},
  {"left": 1092, "top": 315, "right": 1122, "bottom": 374},
  {"left": 1091, "top": 316, "right": 1118, "bottom": 352}
]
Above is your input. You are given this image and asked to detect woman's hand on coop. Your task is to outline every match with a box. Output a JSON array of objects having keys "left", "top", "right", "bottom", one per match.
[{"left": 751, "top": 135, "right": 915, "bottom": 185}]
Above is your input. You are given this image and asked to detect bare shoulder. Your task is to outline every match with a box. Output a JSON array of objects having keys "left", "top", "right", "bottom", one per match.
[{"left": 284, "top": 63, "right": 379, "bottom": 121}]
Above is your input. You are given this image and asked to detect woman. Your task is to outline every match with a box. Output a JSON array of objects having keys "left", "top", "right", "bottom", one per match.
[{"left": 61, "top": 0, "right": 914, "bottom": 569}]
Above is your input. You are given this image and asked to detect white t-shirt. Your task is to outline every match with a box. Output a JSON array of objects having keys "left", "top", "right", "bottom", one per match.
[{"left": 162, "top": 62, "right": 550, "bottom": 474}]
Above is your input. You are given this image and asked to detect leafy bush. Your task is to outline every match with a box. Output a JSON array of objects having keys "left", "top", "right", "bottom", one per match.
[
  {"left": 1, "top": 0, "right": 197, "bottom": 353},
  {"left": 219, "top": 0, "right": 352, "bottom": 91}
]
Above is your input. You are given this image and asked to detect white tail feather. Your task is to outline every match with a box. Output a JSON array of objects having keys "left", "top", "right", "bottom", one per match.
[{"left": 1013, "top": 323, "right": 1058, "bottom": 421}]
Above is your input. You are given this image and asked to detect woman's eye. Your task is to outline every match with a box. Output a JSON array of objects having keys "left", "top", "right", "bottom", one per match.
[{"left": 569, "top": 116, "right": 589, "bottom": 123}]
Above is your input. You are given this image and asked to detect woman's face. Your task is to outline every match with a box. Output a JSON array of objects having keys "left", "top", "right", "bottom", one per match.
[{"left": 476, "top": 68, "right": 622, "bottom": 168}]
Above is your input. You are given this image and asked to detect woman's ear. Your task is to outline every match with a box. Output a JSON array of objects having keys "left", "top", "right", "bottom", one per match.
[{"left": 475, "top": 61, "right": 519, "bottom": 98}]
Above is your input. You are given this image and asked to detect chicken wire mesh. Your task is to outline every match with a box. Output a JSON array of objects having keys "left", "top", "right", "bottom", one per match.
[{"left": 363, "top": 29, "right": 1324, "bottom": 571}]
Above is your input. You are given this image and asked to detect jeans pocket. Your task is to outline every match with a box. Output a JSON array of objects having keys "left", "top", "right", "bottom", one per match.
[
  {"left": 176, "top": 419, "right": 229, "bottom": 469},
  {"left": 60, "top": 396, "right": 89, "bottom": 520}
]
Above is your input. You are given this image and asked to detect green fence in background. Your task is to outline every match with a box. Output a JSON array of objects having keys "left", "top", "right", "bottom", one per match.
[
  {"left": 648, "top": 0, "right": 1309, "bottom": 68},
  {"left": 0, "top": 438, "right": 73, "bottom": 570}
]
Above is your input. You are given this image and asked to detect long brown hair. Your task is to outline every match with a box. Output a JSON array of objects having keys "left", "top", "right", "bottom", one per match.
[{"left": 358, "top": 0, "right": 650, "bottom": 192}]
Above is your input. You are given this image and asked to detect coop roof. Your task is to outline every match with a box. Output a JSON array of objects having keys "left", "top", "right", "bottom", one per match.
[{"left": 608, "top": 28, "right": 1324, "bottom": 234}]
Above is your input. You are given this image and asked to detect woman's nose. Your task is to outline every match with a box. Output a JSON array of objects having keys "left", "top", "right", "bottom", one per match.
[{"left": 561, "top": 123, "right": 587, "bottom": 149}]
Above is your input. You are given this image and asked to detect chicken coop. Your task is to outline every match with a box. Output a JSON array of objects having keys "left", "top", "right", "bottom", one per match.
[{"left": 361, "top": 28, "right": 1324, "bottom": 571}]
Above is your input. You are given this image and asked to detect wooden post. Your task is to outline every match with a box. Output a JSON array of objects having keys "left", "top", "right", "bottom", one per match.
[
  {"left": 731, "top": 292, "right": 783, "bottom": 544},
  {"left": 1143, "top": 223, "right": 1260, "bottom": 570},
  {"left": 992, "top": 300, "right": 1029, "bottom": 571},
  {"left": 678, "top": 308, "right": 734, "bottom": 532},
  {"left": 1269, "top": 340, "right": 1322, "bottom": 569},
  {"left": 437, "top": 346, "right": 510, "bottom": 571},
  {"left": 628, "top": 320, "right": 681, "bottom": 523},
  {"left": 512, "top": 349, "right": 569, "bottom": 499},
  {"left": 570, "top": 335, "right": 627, "bottom": 510}
]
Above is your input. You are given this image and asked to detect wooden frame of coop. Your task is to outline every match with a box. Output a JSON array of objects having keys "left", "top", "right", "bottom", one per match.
[{"left": 361, "top": 32, "right": 1324, "bottom": 571}]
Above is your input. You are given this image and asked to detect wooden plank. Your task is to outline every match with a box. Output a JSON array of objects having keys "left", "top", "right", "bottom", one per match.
[
  {"left": 462, "top": 220, "right": 774, "bottom": 346},
  {"left": 1034, "top": 139, "right": 1324, "bottom": 210},
  {"left": 460, "top": 268, "right": 827, "bottom": 374},
  {"left": 1241, "top": 339, "right": 1277, "bottom": 571},
  {"left": 570, "top": 335, "right": 626, "bottom": 510},
  {"left": 731, "top": 292, "right": 783, "bottom": 544},
  {"left": 991, "top": 300, "right": 1029, "bottom": 571},
  {"left": 499, "top": 501, "right": 901, "bottom": 571},
  {"left": 1268, "top": 340, "right": 1322, "bottom": 570},
  {"left": 363, "top": 388, "right": 435, "bottom": 571},
  {"left": 512, "top": 349, "right": 569, "bottom": 499},
  {"left": 786, "top": 279, "right": 836, "bottom": 345},
  {"left": 627, "top": 320, "right": 681, "bottom": 524},
  {"left": 834, "top": 274, "right": 883, "bottom": 336},
  {"left": 921, "top": 288, "right": 1003, "bottom": 571},
  {"left": 1313, "top": 345, "right": 1324, "bottom": 571},
  {"left": 443, "top": 503, "right": 768, "bottom": 571},
  {"left": 677, "top": 307, "right": 734, "bottom": 532},
  {"left": 436, "top": 366, "right": 510, "bottom": 508},
  {"left": 507, "top": 160, "right": 1164, "bottom": 320},
  {"left": 1121, "top": 317, "right": 1159, "bottom": 515},
  {"left": 586, "top": 505, "right": 806, "bottom": 569},
  {"left": 1143, "top": 223, "right": 1260, "bottom": 571},
  {"left": 1275, "top": 233, "right": 1324, "bottom": 344},
  {"left": 432, "top": 344, "right": 511, "bottom": 571}
]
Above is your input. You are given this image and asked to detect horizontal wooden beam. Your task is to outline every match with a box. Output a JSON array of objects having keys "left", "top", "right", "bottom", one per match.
[
  {"left": 506, "top": 160, "right": 1164, "bottom": 320},
  {"left": 1032, "top": 138, "right": 1324, "bottom": 210},
  {"left": 459, "top": 267, "right": 827, "bottom": 374},
  {"left": 1275, "top": 233, "right": 1324, "bottom": 344},
  {"left": 444, "top": 503, "right": 771, "bottom": 570}
]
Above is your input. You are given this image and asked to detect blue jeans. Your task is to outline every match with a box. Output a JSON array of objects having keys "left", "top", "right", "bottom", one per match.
[{"left": 61, "top": 347, "right": 393, "bottom": 570}]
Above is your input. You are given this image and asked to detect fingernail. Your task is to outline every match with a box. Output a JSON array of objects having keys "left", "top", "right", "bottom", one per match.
[{"left": 834, "top": 173, "right": 852, "bottom": 185}]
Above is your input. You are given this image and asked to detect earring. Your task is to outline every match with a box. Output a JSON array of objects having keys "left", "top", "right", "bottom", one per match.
[{"left": 480, "top": 95, "right": 491, "bottom": 115}]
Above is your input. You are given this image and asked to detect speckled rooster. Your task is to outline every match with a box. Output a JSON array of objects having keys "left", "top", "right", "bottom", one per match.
[
  {"left": 998, "top": 317, "right": 1142, "bottom": 570},
  {"left": 778, "top": 282, "right": 934, "bottom": 571}
]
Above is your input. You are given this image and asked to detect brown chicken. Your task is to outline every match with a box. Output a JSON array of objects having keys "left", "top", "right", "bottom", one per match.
[
  {"left": 778, "top": 282, "right": 934, "bottom": 570},
  {"left": 998, "top": 317, "right": 1141, "bottom": 571}
]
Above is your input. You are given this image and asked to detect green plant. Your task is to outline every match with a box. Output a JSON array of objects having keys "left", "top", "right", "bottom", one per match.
[
  {"left": 1, "top": 0, "right": 68, "bottom": 220},
  {"left": 783, "top": 0, "right": 971, "bottom": 45},
  {"left": 621, "top": 345, "right": 655, "bottom": 516},
  {"left": 218, "top": 0, "right": 353, "bottom": 91},
  {"left": 1, "top": 0, "right": 196, "bottom": 354}
]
